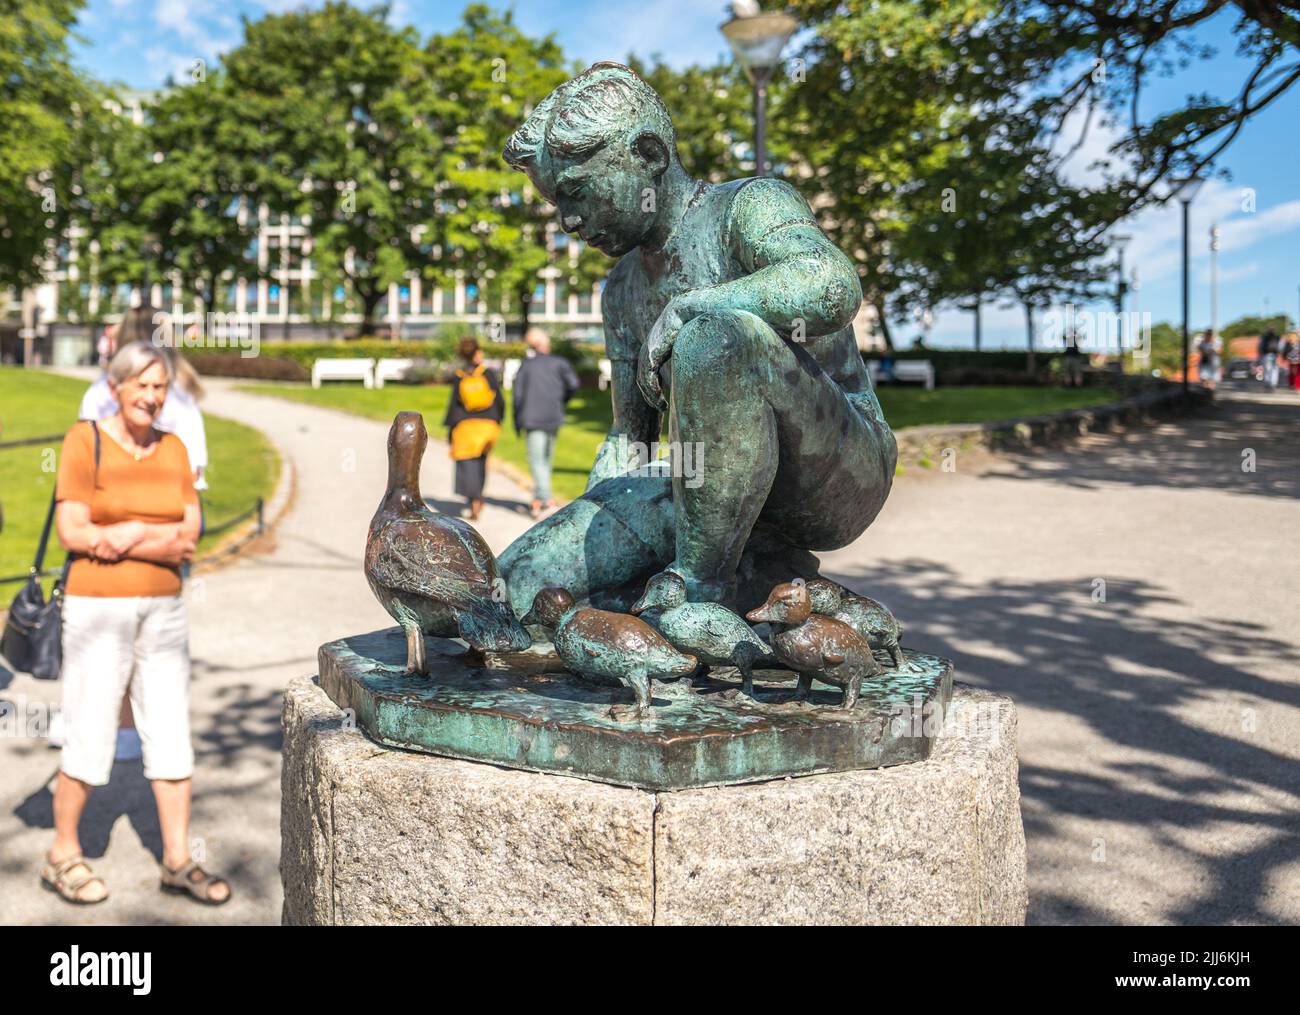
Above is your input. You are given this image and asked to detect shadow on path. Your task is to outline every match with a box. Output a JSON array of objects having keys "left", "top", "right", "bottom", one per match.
[
  {"left": 824, "top": 557, "right": 1299, "bottom": 924},
  {"left": 989, "top": 397, "right": 1300, "bottom": 500}
]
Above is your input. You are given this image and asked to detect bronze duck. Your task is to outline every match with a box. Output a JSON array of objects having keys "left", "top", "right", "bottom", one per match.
[
  {"left": 365, "top": 411, "right": 530, "bottom": 675},
  {"left": 522, "top": 585, "right": 697, "bottom": 719},
  {"left": 806, "top": 578, "right": 916, "bottom": 670},
  {"left": 631, "top": 571, "right": 776, "bottom": 698},
  {"left": 746, "top": 581, "right": 880, "bottom": 710}
]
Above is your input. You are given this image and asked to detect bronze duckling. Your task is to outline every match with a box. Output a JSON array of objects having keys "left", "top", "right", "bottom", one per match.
[
  {"left": 746, "top": 580, "right": 880, "bottom": 710},
  {"left": 631, "top": 571, "right": 776, "bottom": 698},
  {"left": 522, "top": 585, "right": 697, "bottom": 720},
  {"left": 806, "top": 578, "right": 917, "bottom": 671},
  {"left": 366, "top": 411, "right": 531, "bottom": 675}
]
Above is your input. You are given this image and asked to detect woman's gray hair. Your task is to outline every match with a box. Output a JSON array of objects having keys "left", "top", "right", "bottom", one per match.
[{"left": 107, "top": 340, "right": 173, "bottom": 387}]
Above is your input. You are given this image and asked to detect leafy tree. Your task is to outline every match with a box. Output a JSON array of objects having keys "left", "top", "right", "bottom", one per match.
[
  {"left": 141, "top": 72, "right": 255, "bottom": 315},
  {"left": 1221, "top": 313, "right": 1294, "bottom": 339},
  {"left": 66, "top": 85, "right": 156, "bottom": 307},
  {"left": 222, "top": 2, "right": 444, "bottom": 336},
  {"left": 0, "top": 0, "right": 86, "bottom": 290},
  {"left": 421, "top": 5, "right": 588, "bottom": 335},
  {"left": 780, "top": 0, "right": 1061, "bottom": 348},
  {"left": 1007, "top": 1, "right": 1300, "bottom": 225},
  {"left": 1141, "top": 319, "right": 1186, "bottom": 377}
]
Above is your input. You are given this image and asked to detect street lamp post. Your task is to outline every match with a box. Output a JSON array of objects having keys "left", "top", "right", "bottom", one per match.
[
  {"left": 1112, "top": 233, "right": 1131, "bottom": 370},
  {"left": 1175, "top": 175, "right": 1205, "bottom": 393},
  {"left": 1209, "top": 224, "right": 1221, "bottom": 345},
  {"left": 721, "top": 3, "right": 797, "bottom": 177}
]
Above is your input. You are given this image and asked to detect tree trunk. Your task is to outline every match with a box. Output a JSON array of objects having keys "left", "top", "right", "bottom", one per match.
[
  {"left": 1023, "top": 299, "right": 1037, "bottom": 376},
  {"left": 357, "top": 287, "right": 383, "bottom": 339},
  {"left": 973, "top": 294, "right": 982, "bottom": 352},
  {"left": 873, "top": 298, "right": 894, "bottom": 351},
  {"left": 519, "top": 287, "right": 533, "bottom": 335}
]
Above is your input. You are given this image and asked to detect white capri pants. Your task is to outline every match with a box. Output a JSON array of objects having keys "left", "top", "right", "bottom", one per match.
[{"left": 60, "top": 594, "right": 194, "bottom": 787}]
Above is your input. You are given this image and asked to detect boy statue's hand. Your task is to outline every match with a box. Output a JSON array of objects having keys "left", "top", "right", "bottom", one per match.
[{"left": 636, "top": 290, "right": 714, "bottom": 411}]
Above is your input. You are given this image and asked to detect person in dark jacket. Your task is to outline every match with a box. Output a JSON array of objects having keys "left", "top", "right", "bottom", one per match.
[
  {"left": 444, "top": 336, "right": 504, "bottom": 521},
  {"left": 513, "top": 328, "right": 579, "bottom": 517}
]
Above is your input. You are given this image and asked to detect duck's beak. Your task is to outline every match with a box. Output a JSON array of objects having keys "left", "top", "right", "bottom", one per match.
[
  {"left": 520, "top": 609, "right": 539, "bottom": 627},
  {"left": 746, "top": 603, "right": 774, "bottom": 623},
  {"left": 629, "top": 592, "right": 652, "bottom": 615}
]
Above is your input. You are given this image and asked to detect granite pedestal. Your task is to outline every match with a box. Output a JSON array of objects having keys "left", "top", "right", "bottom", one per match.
[{"left": 281, "top": 673, "right": 1027, "bottom": 925}]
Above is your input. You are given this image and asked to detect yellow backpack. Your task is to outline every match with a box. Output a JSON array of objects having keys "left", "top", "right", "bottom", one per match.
[{"left": 456, "top": 365, "right": 495, "bottom": 412}]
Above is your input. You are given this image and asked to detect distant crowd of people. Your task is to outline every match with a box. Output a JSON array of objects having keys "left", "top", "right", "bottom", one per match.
[{"left": 1198, "top": 329, "right": 1300, "bottom": 391}]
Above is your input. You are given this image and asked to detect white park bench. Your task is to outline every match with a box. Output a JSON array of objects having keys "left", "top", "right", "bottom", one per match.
[
  {"left": 598, "top": 357, "right": 613, "bottom": 391},
  {"left": 312, "top": 358, "right": 375, "bottom": 388},
  {"left": 867, "top": 359, "right": 935, "bottom": 390},
  {"left": 374, "top": 358, "right": 415, "bottom": 388}
]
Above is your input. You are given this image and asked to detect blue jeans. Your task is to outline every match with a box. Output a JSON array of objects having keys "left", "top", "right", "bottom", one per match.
[{"left": 525, "top": 429, "right": 556, "bottom": 503}]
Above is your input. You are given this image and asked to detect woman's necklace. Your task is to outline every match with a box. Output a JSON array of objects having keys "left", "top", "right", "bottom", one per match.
[{"left": 108, "top": 419, "right": 155, "bottom": 461}]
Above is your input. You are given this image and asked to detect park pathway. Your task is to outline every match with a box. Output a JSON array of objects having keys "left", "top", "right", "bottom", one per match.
[
  {"left": 820, "top": 386, "right": 1300, "bottom": 924},
  {"left": 2, "top": 379, "right": 1297, "bottom": 924}
]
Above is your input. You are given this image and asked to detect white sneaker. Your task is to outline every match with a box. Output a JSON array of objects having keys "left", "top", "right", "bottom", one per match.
[
  {"left": 115, "top": 727, "right": 142, "bottom": 761},
  {"left": 48, "top": 711, "right": 65, "bottom": 749}
]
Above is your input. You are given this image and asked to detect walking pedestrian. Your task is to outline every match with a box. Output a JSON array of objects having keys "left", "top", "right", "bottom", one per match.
[
  {"left": 1062, "top": 331, "right": 1085, "bottom": 387},
  {"left": 1282, "top": 332, "right": 1300, "bottom": 391},
  {"left": 513, "top": 328, "right": 579, "bottom": 518},
  {"left": 445, "top": 336, "right": 503, "bottom": 521},
  {"left": 43, "top": 340, "right": 230, "bottom": 906},
  {"left": 1197, "top": 331, "right": 1221, "bottom": 390},
  {"left": 1259, "top": 329, "right": 1281, "bottom": 389}
]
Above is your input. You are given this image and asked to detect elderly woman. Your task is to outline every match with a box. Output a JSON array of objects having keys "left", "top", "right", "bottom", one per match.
[{"left": 41, "top": 340, "right": 230, "bottom": 906}]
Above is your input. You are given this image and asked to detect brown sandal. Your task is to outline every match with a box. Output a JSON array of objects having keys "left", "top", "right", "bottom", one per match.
[
  {"left": 41, "top": 854, "right": 108, "bottom": 905},
  {"left": 159, "top": 858, "right": 231, "bottom": 905}
]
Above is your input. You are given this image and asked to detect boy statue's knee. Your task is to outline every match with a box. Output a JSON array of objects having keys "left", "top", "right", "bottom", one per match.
[{"left": 674, "top": 309, "right": 772, "bottom": 370}]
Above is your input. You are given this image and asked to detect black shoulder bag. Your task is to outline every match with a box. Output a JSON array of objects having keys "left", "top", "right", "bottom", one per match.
[{"left": 2, "top": 422, "right": 99, "bottom": 680}]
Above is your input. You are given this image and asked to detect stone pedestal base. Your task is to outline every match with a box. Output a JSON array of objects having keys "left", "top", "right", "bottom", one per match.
[{"left": 281, "top": 675, "right": 1027, "bottom": 925}]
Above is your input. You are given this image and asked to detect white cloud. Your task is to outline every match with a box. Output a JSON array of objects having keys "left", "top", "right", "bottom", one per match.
[
  {"left": 152, "top": 0, "right": 237, "bottom": 63},
  {"left": 1199, "top": 261, "right": 1258, "bottom": 285},
  {"left": 573, "top": 0, "right": 732, "bottom": 68}
]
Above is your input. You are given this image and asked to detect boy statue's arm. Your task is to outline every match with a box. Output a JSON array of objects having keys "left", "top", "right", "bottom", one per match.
[{"left": 636, "top": 178, "right": 861, "bottom": 411}]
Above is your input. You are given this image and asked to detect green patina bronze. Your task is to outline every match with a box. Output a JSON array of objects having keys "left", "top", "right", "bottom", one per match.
[
  {"left": 496, "top": 61, "right": 897, "bottom": 612},
  {"left": 317, "top": 629, "right": 953, "bottom": 791},
  {"left": 339, "top": 63, "right": 949, "bottom": 788}
]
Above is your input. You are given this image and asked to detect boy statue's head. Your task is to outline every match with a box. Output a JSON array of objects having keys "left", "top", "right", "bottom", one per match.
[{"left": 504, "top": 62, "right": 682, "bottom": 257}]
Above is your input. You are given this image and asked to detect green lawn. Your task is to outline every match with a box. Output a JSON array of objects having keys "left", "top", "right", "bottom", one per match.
[
  {"left": 237, "top": 381, "right": 1113, "bottom": 501},
  {"left": 0, "top": 367, "right": 280, "bottom": 585},
  {"left": 875, "top": 385, "right": 1111, "bottom": 429}
]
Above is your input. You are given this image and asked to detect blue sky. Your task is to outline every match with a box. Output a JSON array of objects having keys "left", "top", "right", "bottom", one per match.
[{"left": 70, "top": 1, "right": 1300, "bottom": 348}]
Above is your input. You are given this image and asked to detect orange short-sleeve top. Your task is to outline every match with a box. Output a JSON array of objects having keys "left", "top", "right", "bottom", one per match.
[{"left": 55, "top": 421, "right": 198, "bottom": 597}]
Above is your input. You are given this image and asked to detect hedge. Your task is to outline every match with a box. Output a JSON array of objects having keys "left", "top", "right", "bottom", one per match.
[
  {"left": 187, "top": 336, "right": 1070, "bottom": 387},
  {"left": 187, "top": 336, "right": 603, "bottom": 382}
]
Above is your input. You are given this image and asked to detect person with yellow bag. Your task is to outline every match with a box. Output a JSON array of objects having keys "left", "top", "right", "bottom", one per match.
[{"left": 445, "top": 336, "right": 505, "bottom": 521}]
